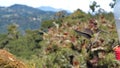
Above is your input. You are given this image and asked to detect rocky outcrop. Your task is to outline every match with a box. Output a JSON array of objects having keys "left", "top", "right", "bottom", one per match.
[{"left": 0, "top": 49, "right": 27, "bottom": 68}]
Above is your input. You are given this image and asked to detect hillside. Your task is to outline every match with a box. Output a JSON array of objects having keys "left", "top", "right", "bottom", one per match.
[
  {"left": 39, "top": 6, "right": 63, "bottom": 12},
  {"left": 39, "top": 6, "right": 71, "bottom": 13},
  {"left": 0, "top": 4, "right": 55, "bottom": 33},
  {"left": 0, "top": 8, "right": 119, "bottom": 68}
]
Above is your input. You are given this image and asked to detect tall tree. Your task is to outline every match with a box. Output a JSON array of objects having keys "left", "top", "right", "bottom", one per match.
[
  {"left": 89, "top": 1, "right": 100, "bottom": 13},
  {"left": 7, "top": 23, "right": 19, "bottom": 39},
  {"left": 109, "top": 0, "right": 116, "bottom": 8},
  {"left": 54, "top": 10, "right": 67, "bottom": 19}
]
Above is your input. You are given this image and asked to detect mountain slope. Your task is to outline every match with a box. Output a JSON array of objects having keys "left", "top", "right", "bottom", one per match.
[
  {"left": 39, "top": 6, "right": 71, "bottom": 13},
  {"left": 0, "top": 4, "right": 55, "bottom": 33},
  {"left": 39, "top": 6, "right": 63, "bottom": 12}
]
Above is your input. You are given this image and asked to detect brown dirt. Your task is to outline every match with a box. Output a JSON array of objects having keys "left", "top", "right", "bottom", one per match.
[{"left": 0, "top": 49, "right": 27, "bottom": 68}]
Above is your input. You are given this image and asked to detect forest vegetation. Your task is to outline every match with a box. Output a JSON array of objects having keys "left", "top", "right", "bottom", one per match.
[{"left": 0, "top": 0, "right": 120, "bottom": 68}]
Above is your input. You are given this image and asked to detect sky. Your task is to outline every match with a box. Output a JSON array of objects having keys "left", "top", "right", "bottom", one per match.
[{"left": 0, "top": 0, "right": 113, "bottom": 12}]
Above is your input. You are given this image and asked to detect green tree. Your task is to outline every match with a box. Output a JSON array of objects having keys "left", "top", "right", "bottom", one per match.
[
  {"left": 89, "top": 1, "right": 100, "bottom": 13},
  {"left": 7, "top": 23, "right": 19, "bottom": 39},
  {"left": 54, "top": 10, "right": 67, "bottom": 19},
  {"left": 70, "top": 9, "right": 87, "bottom": 18},
  {"left": 109, "top": 0, "right": 116, "bottom": 8},
  {"left": 41, "top": 20, "right": 54, "bottom": 29}
]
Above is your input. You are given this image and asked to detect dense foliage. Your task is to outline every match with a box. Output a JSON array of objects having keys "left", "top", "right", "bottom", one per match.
[{"left": 0, "top": 7, "right": 120, "bottom": 68}]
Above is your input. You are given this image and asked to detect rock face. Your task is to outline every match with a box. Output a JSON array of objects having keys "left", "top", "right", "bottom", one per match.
[{"left": 0, "top": 49, "right": 27, "bottom": 68}]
